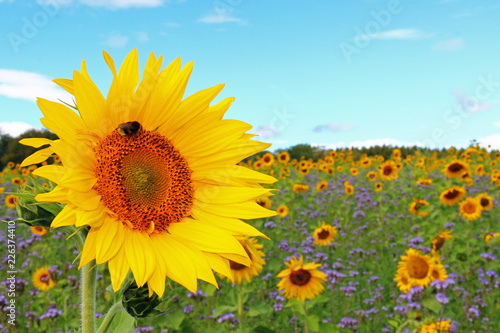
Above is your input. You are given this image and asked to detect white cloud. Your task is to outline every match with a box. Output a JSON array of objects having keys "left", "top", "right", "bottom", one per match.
[
  {"left": 355, "top": 29, "right": 433, "bottom": 42},
  {"left": 251, "top": 125, "right": 279, "bottom": 139},
  {"left": 493, "top": 122, "right": 500, "bottom": 128},
  {"left": 433, "top": 38, "right": 464, "bottom": 51},
  {"left": 478, "top": 134, "right": 500, "bottom": 150},
  {"left": 198, "top": 9, "right": 244, "bottom": 24},
  {"left": 452, "top": 88, "right": 494, "bottom": 114},
  {"left": 0, "top": 69, "right": 72, "bottom": 102},
  {"left": 0, "top": 122, "right": 40, "bottom": 137},
  {"left": 312, "top": 138, "right": 425, "bottom": 150},
  {"left": 313, "top": 123, "right": 356, "bottom": 133},
  {"left": 135, "top": 31, "right": 149, "bottom": 43},
  {"left": 102, "top": 33, "right": 128, "bottom": 48}
]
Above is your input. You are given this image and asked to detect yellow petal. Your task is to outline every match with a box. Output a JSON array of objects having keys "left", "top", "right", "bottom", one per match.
[
  {"left": 75, "top": 204, "right": 106, "bottom": 228},
  {"left": 196, "top": 201, "right": 277, "bottom": 220},
  {"left": 168, "top": 221, "right": 248, "bottom": 258},
  {"left": 32, "top": 165, "right": 66, "bottom": 184},
  {"left": 36, "top": 186, "right": 69, "bottom": 203},
  {"left": 68, "top": 189, "right": 101, "bottom": 211},
  {"left": 124, "top": 229, "right": 156, "bottom": 287},
  {"left": 190, "top": 206, "right": 267, "bottom": 238},
  {"left": 152, "top": 234, "right": 198, "bottom": 293},
  {"left": 108, "top": 247, "right": 130, "bottom": 292},
  {"left": 195, "top": 185, "right": 272, "bottom": 205},
  {"left": 53, "top": 78, "right": 74, "bottom": 95},
  {"left": 19, "top": 137, "right": 53, "bottom": 148},
  {"left": 20, "top": 147, "right": 53, "bottom": 167},
  {"left": 73, "top": 70, "right": 108, "bottom": 135},
  {"left": 96, "top": 216, "right": 124, "bottom": 264},
  {"left": 204, "top": 252, "right": 232, "bottom": 278},
  {"left": 103, "top": 50, "right": 117, "bottom": 77},
  {"left": 50, "top": 203, "right": 76, "bottom": 228},
  {"left": 37, "top": 98, "right": 84, "bottom": 141},
  {"left": 79, "top": 227, "right": 98, "bottom": 268},
  {"left": 60, "top": 167, "right": 97, "bottom": 192}
]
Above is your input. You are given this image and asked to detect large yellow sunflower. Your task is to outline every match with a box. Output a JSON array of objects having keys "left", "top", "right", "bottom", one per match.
[
  {"left": 312, "top": 221, "right": 337, "bottom": 246},
  {"left": 379, "top": 161, "right": 399, "bottom": 181},
  {"left": 277, "top": 255, "right": 326, "bottom": 302},
  {"left": 222, "top": 236, "right": 266, "bottom": 284},
  {"left": 459, "top": 197, "right": 482, "bottom": 221},
  {"left": 443, "top": 160, "right": 468, "bottom": 178},
  {"left": 409, "top": 199, "right": 431, "bottom": 217},
  {"left": 476, "top": 192, "right": 494, "bottom": 211},
  {"left": 20, "top": 50, "right": 276, "bottom": 297},
  {"left": 32, "top": 267, "right": 56, "bottom": 291},
  {"left": 396, "top": 248, "right": 436, "bottom": 289},
  {"left": 439, "top": 186, "right": 466, "bottom": 206}
]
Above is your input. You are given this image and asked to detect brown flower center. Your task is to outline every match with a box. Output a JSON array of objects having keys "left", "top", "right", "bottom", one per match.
[
  {"left": 480, "top": 198, "right": 490, "bottom": 207},
  {"left": 463, "top": 202, "right": 477, "bottom": 214},
  {"left": 444, "top": 189, "right": 460, "bottom": 200},
  {"left": 94, "top": 130, "right": 193, "bottom": 233},
  {"left": 290, "top": 269, "right": 311, "bottom": 286},
  {"left": 317, "top": 229, "right": 330, "bottom": 240},
  {"left": 407, "top": 256, "right": 429, "bottom": 279},
  {"left": 448, "top": 162, "right": 464, "bottom": 173},
  {"left": 383, "top": 165, "right": 393, "bottom": 176}
]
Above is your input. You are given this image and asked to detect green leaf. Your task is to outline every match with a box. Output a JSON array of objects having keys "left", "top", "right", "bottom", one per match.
[
  {"left": 318, "top": 322, "right": 339, "bottom": 333},
  {"left": 422, "top": 297, "right": 441, "bottom": 314},
  {"left": 248, "top": 304, "right": 272, "bottom": 317},
  {"left": 213, "top": 305, "right": 237, "bottom": 318},
  {"left": 106, "top": 310, "right": 135, "bottom": 333},
  {"left": 305, "top": 314, "right": 320, "bottom": 332},
  {"left": 285, "top": 299, "right": 305, "bottom": 315},
  {"left": 310, "top": 294, "right": 329, "bottom": 305},
  {"left": 252, "top": 326, "right": 276, "bottom": 333},
  {"left": 200, "top": 283, "right": 217, "bottom": 297},
  {"left": 164, "top": 310, "right": 185, "bottom": 330}
]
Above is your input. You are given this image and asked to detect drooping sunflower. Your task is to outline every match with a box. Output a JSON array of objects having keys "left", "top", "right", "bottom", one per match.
[
  {"left": 222, "top": 237, "right": 266, "bottom": 284},
  {"left": 459, "top": 197, "right": 482, "bottom": 221},
  {"left": 439, "top": 186, "right": 466, "bottom": 206},
  {"left": 31, "top": 226, "right": 50, "bottom": 237},
  {"left": 485, "top": 232, "right": 500, "bottom": 243},
  {"left": 275, "top": 204, "right": 289, "bottom": 218},
  {"left": 419, "top": 320, "right": 452, "bottom": 333},
  {"left": 409, "top": 199, "right": 431, "bottom": 217},
  {"left": 476, "top": 192, "right": 494, "bottom": 211},
  {"left": 431, "top": 231, "right": 453, "bottom": 252},
  {"left": 379, "top": 161, "right": 398, "bottom": 181},
  {"left": 5, "top": 194, "right": 18, "bottom": 209},
  {"left": 293, "top": 184, "right": 309, "bottom": 193},
  {"left": 32, "top": 267, "right": 56, "bottom": 291},
  {"left": 316, "top": 179, "right": 328, "bottom": 192},
  {"left": 443, "top": 160, "right": 468, "bottom": 178},
  {"left": 396, "top": 248, "right": 436, "bottom": 289},
  {"left": 256, "top": 196, "right": 273, "bottom": 210},
  {"left": 277, "top": 255, "right": 326, "bottom": 302},
  {"left": 416, "top": 178, "right": 432, "bottom": 186},
  {"left": 21, "top": 50, "right": 276, "bottom": 297},
  {"left": 313, "top": 221, "right": 337, "bottom": 246}
]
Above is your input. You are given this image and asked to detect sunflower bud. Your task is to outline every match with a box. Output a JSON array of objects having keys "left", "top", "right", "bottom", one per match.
[
  {"left": 11, "top": 180, "right": 61, "bottom": 227},
  {"left": 122, "top": 282, "right": 161, "bottom": 318}
]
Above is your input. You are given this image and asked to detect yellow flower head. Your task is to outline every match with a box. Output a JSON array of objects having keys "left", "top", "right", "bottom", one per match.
[
  {"left": 409, "top": 199, "right": 431, "bottom": 217},
  {"left": 223, "top": 237, "right": 266, "bottom": 284},
  {"left": 443, "top": 160, "right": 468, "bottom": 178},
  {"left": 439, "top": 186, "right": 466, "bottom": 206},
  {"left": 277, "top": 255, "right": 326, "bottom": 302},
  {"left": 316, "top": 179, "right": 328, "bottom": 192},
  {"left": 396, "top": 248, "right": 437, "bottom": 290},
  {"left": 313, "top": 221, "right": 338, "bottom": 246},
  {"left": 476, "top": 192, "right": 494, "bottom": 211},
  {"left": 31, "top": 226, "right": 50, "bottom": 237},
  {"left": 459, "top": 197, "right": 482, "bottom": 221},
  {"left": 379, "top": 161, "right": 399, "bottom": 181},
  {"left": 20, "top": 50, "right": 276, "bottom": 297},
  {"left": 276, "top": 204, "right": 289, "bottom": 218},
  {"left": 32, "top": 267, "right": 56, "bottom": 291},
  {"left": 293, "top": 183, "right": 310, "bottom": 193}
]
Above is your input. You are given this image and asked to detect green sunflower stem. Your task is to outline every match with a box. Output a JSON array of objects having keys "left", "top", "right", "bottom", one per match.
[
  {"left": 96, "top": 302, "right": 124, "bottom": 333},
  {"left": 237, "top": 284, "right": 245, "bottom": 330},
  {"left": 81, "top": 260, "right": 98, "bottom": 333},
  {"left": 302, "top": 301, "right": 309, "bottom": 333}
]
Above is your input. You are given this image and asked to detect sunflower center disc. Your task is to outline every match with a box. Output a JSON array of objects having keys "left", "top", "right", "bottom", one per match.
[
  {"left": 383, "top": 166, "right": 393, "bottom": 176},
  {"left": 444, "top": 189, "right": 459, "bottom": 200},
  {"left": 94, "top": 130, "right": 194, "bottom": 233},
  {"left": 290, "top": 269, "right": 311, "bottom": 286},
  {"left": 463, "top": 203, "right": 476, "bottom": 214},
  {"left": 408, "top": 257, "right": 429, "bottom": 279},
  {"left": 448, "top": 163, "right": 464, "bottom": 173},
  {"left": 480, "top": 198, "right": 489, "bottom": 207},
  {"left": 318, "top": 229, "right": 330, "bottom": 240}
]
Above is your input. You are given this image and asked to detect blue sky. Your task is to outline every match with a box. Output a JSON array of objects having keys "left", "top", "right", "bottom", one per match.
[{"left": 1, "top": 0, "right": 500, "bottom": 151}]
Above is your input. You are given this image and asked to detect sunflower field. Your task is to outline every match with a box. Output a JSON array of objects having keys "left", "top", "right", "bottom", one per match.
[{"left": 1, "top": 144, "right": 499, "bottom": 333}]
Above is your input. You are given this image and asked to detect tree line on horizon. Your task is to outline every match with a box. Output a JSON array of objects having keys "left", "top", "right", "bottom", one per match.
[{"left": 0, "top": 130, "right": 481, "bottom": 171}]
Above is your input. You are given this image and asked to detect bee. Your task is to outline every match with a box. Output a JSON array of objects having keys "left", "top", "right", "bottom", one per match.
[{"left": 117, "top": 121, "right": 142, "bottom": 136}]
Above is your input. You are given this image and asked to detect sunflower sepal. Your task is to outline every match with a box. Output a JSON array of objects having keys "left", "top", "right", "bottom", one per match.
[
  {"left": 9, "top": 193, "right": 59, "bottom": 228},
  {"left": 122, "top": 282, "right": 162, "bottom": 318}
]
